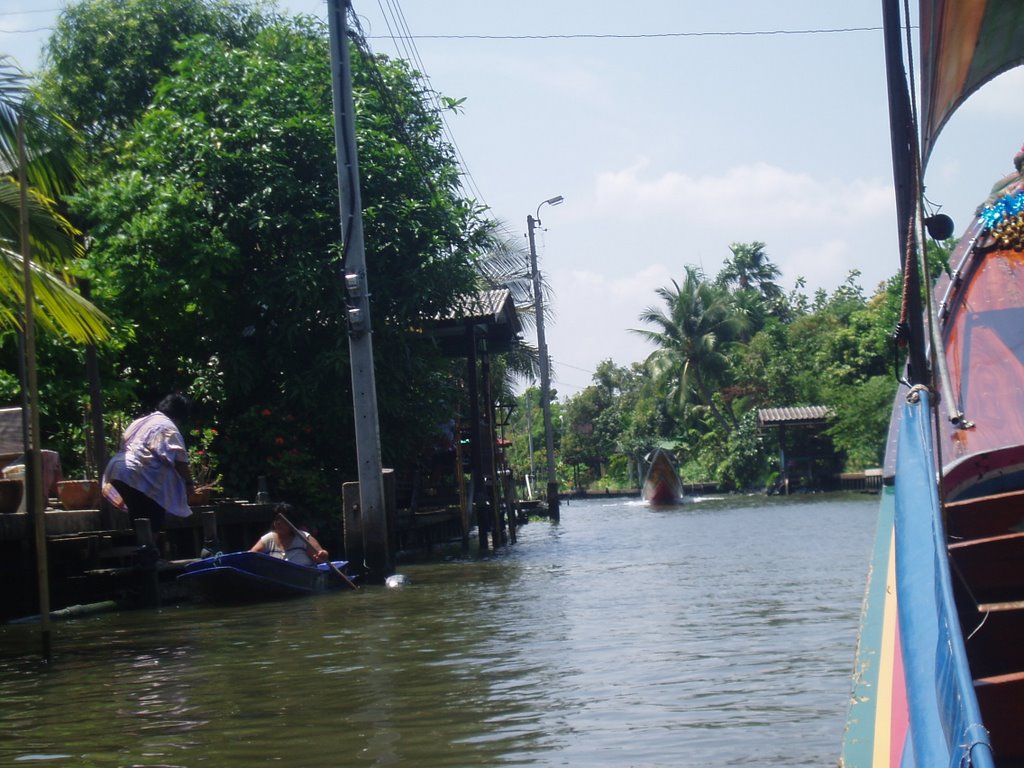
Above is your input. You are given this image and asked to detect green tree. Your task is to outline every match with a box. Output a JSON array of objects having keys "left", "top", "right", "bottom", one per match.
[
  {"left": 33, "top": 7, "right": 488, "bottom": 509},
  {"left": 717, "top": 241, "right": 782, "bottom": 299},
  {"left": 561, "top": 360, "right": 629, "bottom": 485},
  {"left": 827, "top": 375, "right": 896, "bottom": 470},
  {"left": 38, "top": 0, "right": 266, "bottom": 152},
  {"left": 633, "top": 266, "right": 746, "bottom": 433}
]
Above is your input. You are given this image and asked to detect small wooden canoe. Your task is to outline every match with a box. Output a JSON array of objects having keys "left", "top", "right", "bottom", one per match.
[
  {"left": 178, "top": 551, "right": 353, "bottom": 603},
  {"left": 642, "top": 448, "right": 684, "bottom": 505}
]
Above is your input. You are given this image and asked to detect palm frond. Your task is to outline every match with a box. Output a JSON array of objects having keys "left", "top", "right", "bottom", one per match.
[
  {"left": 0, "top": 245, "right": 110, "bottom": 343},
  {"left": 0, "top": 178, "right": 83, "bottom": 266},
  {"left": 0, "top": 57, "right": 80, "bottom": 198}
]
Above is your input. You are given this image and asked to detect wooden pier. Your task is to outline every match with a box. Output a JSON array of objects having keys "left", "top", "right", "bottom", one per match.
[{"left": 0, "top": 499, "right": 275, "bottom": 621}]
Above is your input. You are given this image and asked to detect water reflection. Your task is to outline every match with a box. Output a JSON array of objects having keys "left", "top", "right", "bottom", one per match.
[{"left": 0, "top": 494, "right": 875, "bottom": 766}]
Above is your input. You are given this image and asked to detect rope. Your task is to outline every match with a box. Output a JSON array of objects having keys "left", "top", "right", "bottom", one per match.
[{"left": 906, "top": 383, "right": 930, "bottom": 404}]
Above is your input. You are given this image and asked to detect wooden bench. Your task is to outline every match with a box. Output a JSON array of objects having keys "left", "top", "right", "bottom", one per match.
[
  {"left": 948, "top": 530, "right": 1024, "bottom": 685},
  {"left": 946, "top": 488, "right": 1024, "bottom": 541},
  {"left": 974, "top": 670, "right": 1024, "bottom": 764},
  {"left": 949, "top": 531, "right": 1024, "bottom": 607}
]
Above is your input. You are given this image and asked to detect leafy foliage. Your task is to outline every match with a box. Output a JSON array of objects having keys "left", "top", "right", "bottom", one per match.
[
  {"left": 538, "top": 247, "right": 905, "bottom": 494},
  {"left": 21, "top": 3, "right": 489, "bottom": 516}
]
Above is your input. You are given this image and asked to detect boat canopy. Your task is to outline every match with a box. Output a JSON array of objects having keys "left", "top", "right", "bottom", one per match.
[{"left": 920, "top": 0, "right": 1024, "bottom": 164}]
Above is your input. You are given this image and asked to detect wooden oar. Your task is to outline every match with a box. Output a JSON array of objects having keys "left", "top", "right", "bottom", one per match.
[{"left": 278, "top": 512, "right": 358, "bottom": 590}]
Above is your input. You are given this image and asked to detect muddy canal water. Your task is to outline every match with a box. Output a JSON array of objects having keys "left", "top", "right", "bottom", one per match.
[{"left": 0, "top": 494, "right": 876, "bottom": 767}]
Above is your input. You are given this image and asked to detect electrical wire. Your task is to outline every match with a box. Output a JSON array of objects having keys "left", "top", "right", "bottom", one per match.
[
  {"left": 373, "top": 0, "right": 487, "bottom": 207},
  {"left": 370, "top": 26, "right": 885, "bottom": 41}
]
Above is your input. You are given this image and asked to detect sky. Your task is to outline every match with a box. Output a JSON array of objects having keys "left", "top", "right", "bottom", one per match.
[{"left": 5, "top": 1, "right": 1024, "bottom": 399}]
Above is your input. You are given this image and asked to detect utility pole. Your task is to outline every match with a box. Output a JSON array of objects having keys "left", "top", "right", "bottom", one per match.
[
  {"left": 327, "top": 0, "right": 390, "bottom": 580},
  {"left": 526, "top": 196, "right": 564, "bottom": 520},
  {"left": 525, "top": 393, "right": 535, "bottom": 500}
]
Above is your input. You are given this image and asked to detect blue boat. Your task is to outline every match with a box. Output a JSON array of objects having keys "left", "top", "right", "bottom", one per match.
[
  {"left": 178, "top": 551, "right": 354, "bottom": 603},
  {"left": 842, "top": 2, "right": 1024, "bottom": 766}
]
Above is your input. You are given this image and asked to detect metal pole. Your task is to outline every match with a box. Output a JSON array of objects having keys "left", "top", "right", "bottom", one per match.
[
  {"left": 527, "top": 214, "right": 559, "bottom": 520},
  {"left": 327, "top": 0, "right": 390, "bottom": 580},
  {"left": 17, "top": 117, "right": 52, "bottom": 660},
  {"left": 881, "top": 0, "right": 928, "bottom": 385}
]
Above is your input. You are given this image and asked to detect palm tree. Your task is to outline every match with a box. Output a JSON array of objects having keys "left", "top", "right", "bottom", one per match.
[
  {"left": 633, "top": 266, "right": 746, "bottom": 432},
  {"left": 0, "top": 57, "right": 108, "bottom": 342},
  {"left": 717, "top": 241, "right": 782, "bottom": 300},
  {"left": 470, "top": 219, "right": 550, "bottom": 386}
]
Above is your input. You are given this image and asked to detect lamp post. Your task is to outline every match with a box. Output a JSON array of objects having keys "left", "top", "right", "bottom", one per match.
[{"left": 527, "top": 195, "right": 563, "bottom": 520}]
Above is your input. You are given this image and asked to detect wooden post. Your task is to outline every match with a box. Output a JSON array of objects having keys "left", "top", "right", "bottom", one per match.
[
  {"left": 482, "top": 353, "right": 502, "bottom": 549},
  {"left": 454, "top": 422, "right": 470, "bottom": 551},
  {"left": 79, "top": 279, "right": 107, "bottom": 479},
  {"left": 465, "top": 327, "right": 487, "bottom": 549},
  {"left": 382, "top": 468, "right": 396, "bottom": 556},
  {"left": 201, "top": 510, "right": 219, "bottom": 555},
  {"left": 17, "top": 118, "right": 51, "bottom": 660},
  {"left": 132, "top": 518, "right": 159, "bottom": 608}
]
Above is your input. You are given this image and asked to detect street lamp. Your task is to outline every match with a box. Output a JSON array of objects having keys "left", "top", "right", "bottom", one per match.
[{"left": 527, "top": 195, "right": 563, "bottom": 520}]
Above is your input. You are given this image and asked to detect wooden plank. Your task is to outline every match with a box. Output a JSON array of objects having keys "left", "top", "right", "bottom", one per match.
[
  {"left": 962, "top": 606, "right": 1024, "bottom": 680},
  {"left": 948, "top": 531, "right": 1024, "bottom": 605},
  {"left": 974, "top": 670, "right": 1024, "bottom": 763},
  {"left": 946, "top": 487, "right": 1024, "bottom": 540},
  {"left": 977, "top": 599, "right": 1024, "bottom": 613}
]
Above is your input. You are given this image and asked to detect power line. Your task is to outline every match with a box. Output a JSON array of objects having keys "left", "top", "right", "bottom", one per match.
[
  {"left": 366, "top": 26, "right": 884, "bottom": 41},
  {"left": 373, "top": 0, "right": 487, "bottom": 207},
  {"left": 0, "top": 9, "right": 60, "bottom": 17}
]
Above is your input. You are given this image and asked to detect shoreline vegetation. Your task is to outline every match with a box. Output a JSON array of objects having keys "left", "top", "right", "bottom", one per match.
[{"left": 3, "top": 0, "right": 922, "bottom": 527}]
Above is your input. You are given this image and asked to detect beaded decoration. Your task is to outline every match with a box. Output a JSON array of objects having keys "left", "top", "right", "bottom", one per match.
[{"left": 979, "top": 189, "right": 1024, "bottom": 249}]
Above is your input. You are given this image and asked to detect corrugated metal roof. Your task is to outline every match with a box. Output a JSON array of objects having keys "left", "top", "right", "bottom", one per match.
[
  {"left": 440, "top": 288, "right": 515, "bottom": 323},
  {"left": 756, "top": 406, "right": 835, "bottom": 427}
]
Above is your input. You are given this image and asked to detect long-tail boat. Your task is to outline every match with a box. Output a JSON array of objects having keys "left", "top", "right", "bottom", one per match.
[
  {"left": 641, "top": 448, "right": 684, "bottom": 505},
  {"left": 842, "top": 2, "right": 1024, "bottom": 766}
]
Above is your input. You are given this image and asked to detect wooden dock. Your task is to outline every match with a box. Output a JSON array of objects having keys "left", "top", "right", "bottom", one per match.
[
  {"left": 1, "top": 491, "right": 496, "bottom": 620},
  {"left": 0, "top": 500, "right": 276, "bottom": 621}
]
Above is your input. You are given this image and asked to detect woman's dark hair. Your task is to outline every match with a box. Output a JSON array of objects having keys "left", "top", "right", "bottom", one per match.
[
  {"left": 273, "top": 502, "right": 301, "bottom": 526},
  {"left": 157, "top": 393, "right": 192, "bottom": 425}
]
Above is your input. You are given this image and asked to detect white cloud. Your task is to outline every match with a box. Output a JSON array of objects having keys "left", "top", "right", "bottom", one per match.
[
  {"left": 585, "top": 161, "right": 895, "bottom": 290},
  {"left": 532, "top": 161, "right": 901, "bottom": 397}
]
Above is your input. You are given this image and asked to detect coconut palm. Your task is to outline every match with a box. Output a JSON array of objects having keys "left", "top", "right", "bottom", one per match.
[
  {"left": 0, "top": 56, "right": 108, "bottom": 342},
  {"left": 633, "top": 265, "right": 746, "bottom": 432}
]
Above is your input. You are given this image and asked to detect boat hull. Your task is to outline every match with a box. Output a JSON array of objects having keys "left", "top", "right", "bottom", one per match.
[
  {"left": 642, "top": 449, "right": 683, "bottom": 505},
  {"left": 178, "top": 551, "right": 352, "bottom": 603},
  {"left": 841, "top": 486, "right": 907, "bottom": 768}
]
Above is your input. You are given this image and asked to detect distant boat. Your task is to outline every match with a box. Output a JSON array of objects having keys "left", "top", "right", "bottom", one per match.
[{"left": 641, "top": 448, "right": 683, "bottom": 505}]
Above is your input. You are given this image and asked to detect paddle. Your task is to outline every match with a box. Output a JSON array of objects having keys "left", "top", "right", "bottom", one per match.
[{"left": 278, "top": 512, "right": 358, "bottom": 590}]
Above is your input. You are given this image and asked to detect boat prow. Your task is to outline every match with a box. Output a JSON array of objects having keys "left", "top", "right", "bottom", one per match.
[{"left": 642, "top": 448, "right": 685, "bottom": 505}]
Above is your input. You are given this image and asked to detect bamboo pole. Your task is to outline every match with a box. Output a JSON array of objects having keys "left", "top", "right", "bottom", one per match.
[{"left": 17, "top": 117, "right": 52, "bottom": 661}]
